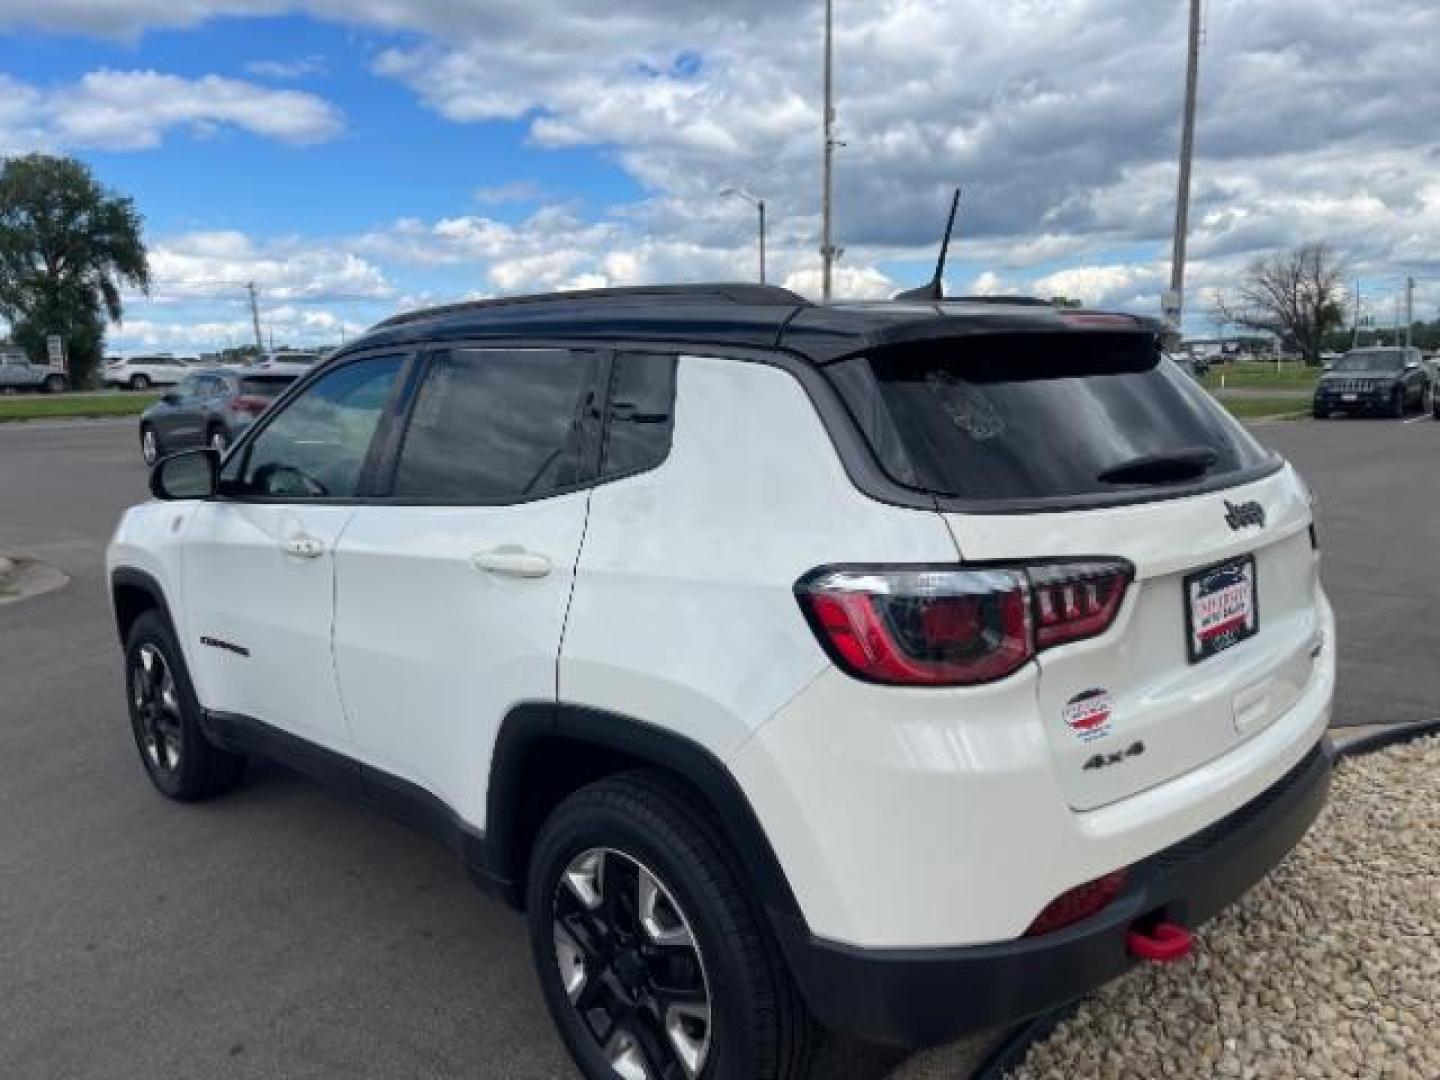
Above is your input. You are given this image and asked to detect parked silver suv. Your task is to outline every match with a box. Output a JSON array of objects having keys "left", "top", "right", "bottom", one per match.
[{"left": 0, "top": 346, "right": 68, "bottom": 393}]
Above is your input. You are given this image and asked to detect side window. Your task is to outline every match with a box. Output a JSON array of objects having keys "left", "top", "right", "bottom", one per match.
[
  {"left": 391, "top": 348, "right": 596, "bottom": 502},
  {"left": 224, "top": 356, "right": 402, "bottom": 500},
  {"left": 600, "top": 352, "right": 677, "bottom": 480}
]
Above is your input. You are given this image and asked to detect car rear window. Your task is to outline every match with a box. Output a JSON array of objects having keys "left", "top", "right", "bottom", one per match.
[
  {"left": 240, "top": 376, "right": 294, "bottom": 398},
  {"left": 825, "top": 332, "right": 1277, "bottom": 505}
]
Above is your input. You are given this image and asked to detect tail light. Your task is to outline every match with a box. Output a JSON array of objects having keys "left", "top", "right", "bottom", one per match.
[
  {"left": 796, "top": 559, "right": 1132, "bottom": 687},
  {"left": 1025, "top": 869, "right": 1129, "bottom": 936},
  {"left": 230, "top": 395, "right": 271, "bottom": 417}
]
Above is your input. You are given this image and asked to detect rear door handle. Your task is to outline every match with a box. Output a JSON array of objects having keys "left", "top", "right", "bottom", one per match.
[
  {"left": 283, "top": 533, "right": 327, "bottom": 560},
  {"left": 470, "top": 548, "right": 552, "bottom": 579}
]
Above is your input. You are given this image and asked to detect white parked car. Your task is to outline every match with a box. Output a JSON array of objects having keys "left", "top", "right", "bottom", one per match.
[
  {"left": 107, "top": 285, "right": 1335, "bottom": 1079},
  {"left": 250, "top": 351, "right": 323, "bottom": 375},
  {"left": 103, "top": 355, "right": 191, "bottom": 390}
]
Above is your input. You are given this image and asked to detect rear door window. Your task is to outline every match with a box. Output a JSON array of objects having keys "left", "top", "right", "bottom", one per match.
[
  {"left": 826, "top": 333, "right": 1276, "bottom": 505},
  {"left": 391, "top": 348, "right": 597, "bottom": 503},
  {"left": 600, "top": 352, "right": 676, "bottom": 480}
]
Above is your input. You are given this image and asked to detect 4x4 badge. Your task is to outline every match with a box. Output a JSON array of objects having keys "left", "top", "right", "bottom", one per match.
[{"left": 1224, "top": 500, "right": 1265, "bottom": 531}]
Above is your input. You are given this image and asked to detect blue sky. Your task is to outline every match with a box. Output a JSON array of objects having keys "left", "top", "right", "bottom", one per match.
[{"left": 0, "top": 0, "right": 1435, "bottom": 353}]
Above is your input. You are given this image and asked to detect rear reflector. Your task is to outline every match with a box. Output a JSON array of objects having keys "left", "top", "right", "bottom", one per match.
[
  {"left": 797, "top": 559, "right": 1131, "bottom": 687},
  {"left": 1126, "top": 920, "right": 1193, "bottom": 962},
  {"left": 1024, "top": 870, "right": 1128, "bottom": 936}
]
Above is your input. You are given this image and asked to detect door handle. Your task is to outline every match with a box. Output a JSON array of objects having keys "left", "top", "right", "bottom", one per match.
[
  {"left": 283, "top": 533, "right": 327, "bottom": 560},
  {"left": 470, "top": 548, "right": 552, "bottom": 579}
]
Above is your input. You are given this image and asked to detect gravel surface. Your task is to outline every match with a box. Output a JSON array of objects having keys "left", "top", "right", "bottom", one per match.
[{"left": 996, "top": 736, "right": 1440, "bottom": 1080}]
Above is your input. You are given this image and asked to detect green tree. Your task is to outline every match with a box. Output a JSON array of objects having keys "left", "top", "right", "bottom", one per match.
[{"left": 0, "top": 154, "right": 150, "bottom": 385}]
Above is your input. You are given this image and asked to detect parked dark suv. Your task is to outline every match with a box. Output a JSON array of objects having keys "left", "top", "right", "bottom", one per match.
[
  {"left": 1312, "top": 347, "right": 1433, "bottom": 419},
  {"left": 139, "top": 368, "right": 294, "bottom": 464}
]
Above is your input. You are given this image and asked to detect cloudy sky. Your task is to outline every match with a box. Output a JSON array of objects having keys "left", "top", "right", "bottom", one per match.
[{"left": 0, "top": 0, "right": 1436, "bottom": 353}]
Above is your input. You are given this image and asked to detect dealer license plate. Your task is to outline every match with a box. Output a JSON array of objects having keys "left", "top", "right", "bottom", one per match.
[{"left": 1184, "top": 556, "right": 1258, "bottom": 663}]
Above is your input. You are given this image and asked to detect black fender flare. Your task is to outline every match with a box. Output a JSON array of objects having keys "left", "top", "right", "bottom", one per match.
[
  {"left": 484, "top": 702, "right": 804, "bottom": 925},
  {"left": 110, "top": 567, "right": 178, "bottom": 646}
]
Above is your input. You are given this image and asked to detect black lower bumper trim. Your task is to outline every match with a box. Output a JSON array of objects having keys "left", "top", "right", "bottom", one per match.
[{"left": 771, "top": 738, "right": 1334, "bottom": 1048}]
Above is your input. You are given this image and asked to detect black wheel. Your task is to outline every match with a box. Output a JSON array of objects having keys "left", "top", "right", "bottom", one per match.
[
  {"left": 528, "top": 772, "right": 814, "bottom": 1080},
  {"left": 129, "top": 374, "right": 151, "bottom": 391},
  {"left": 44, "top": 374, "right": 66, "bottom": 393},
  {"left": 1312, "top": 404, "right": 1327, "bottom": 420},
  {"left": 1390, "top": 387, "right": 1405, "bottom": 419},
  {"left": 124, "top": 611, "right": 246, "bottom": 800}
]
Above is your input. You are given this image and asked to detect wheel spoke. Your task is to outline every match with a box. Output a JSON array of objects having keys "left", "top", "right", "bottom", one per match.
[
  {"left": 603, "top": 1028, "right": 655, "bottom": 1080},
  {"left": 638, "top": 868, "right": 694, "bottom": 950}
]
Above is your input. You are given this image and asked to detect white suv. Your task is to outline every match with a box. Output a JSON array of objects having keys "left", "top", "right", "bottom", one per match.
[
  {"left": 104, "top": 355, "right": 192, "bottom": 390},
  {"left": 107, "top": 285, "right": 1335, "bottom": 1079}
]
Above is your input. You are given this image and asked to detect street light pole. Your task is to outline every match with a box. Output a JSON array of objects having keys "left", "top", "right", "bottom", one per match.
[
  {"left": 722, "top": 188, "right": 767, "bottom": 284},
  {"left": 1404, "top": 276, "right": 1414, "bottom": 351},
  {"left": 1166, "top": 0, "right": 1203, "bottom": 337},
  {"left": 820, "top": 0, "right": 837, "bottom": 300}
]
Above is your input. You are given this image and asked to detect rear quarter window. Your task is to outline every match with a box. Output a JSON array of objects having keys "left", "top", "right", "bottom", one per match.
[{"left": 826, "top": 333, "right": 1277, "bottom": 505}]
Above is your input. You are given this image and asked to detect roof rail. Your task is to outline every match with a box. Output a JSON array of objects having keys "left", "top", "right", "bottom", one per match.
[{"left": 374, "top": 283, "right": 809, "bottom": 330}]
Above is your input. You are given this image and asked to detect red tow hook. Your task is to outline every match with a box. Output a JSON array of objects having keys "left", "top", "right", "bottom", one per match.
[{"left": 1126, "top": 920, "right": 1193, "bottom": 963}]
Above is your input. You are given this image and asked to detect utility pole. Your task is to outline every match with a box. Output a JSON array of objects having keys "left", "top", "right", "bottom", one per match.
[
  {"left": 758, "top": 198, "right": 767, "bottom": 285},
  {"left": 1351, "top": 280, "right": 1361, "bottom": 349},
  {"left": 1165, "top": 0, "right": 1203, "bottom": 337},
  {"left": 820, "top": 0, "right": 838, "bottom": 300},
  {"left": 245, "top": 282, "right": 265, "bottom": 354},
  {"left": 1404, "top": 276, "right": 1415, "bottom": 350}
]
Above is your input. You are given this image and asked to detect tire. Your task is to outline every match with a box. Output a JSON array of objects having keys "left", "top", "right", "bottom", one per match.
[
  {"left": 527, "top": 771, "right": 815, "bottom": 1080},
  {"left": 130, "top": 374, "right": 151, "bottom": 391},
  {"left": 140, "top": 424, "right": 160, "bottom": 466},
  {"left": 123, "top": 610, "right": 247, "bottom": 801},
  {"left": 44, "top": 374, "right": 66, "bottom": 393},
  {"left": 1390, "top": 387, "right": 1405, "bottom": 419},
  {"left": 1312, "top": 403, "right": 1327, "bottom": 420}
]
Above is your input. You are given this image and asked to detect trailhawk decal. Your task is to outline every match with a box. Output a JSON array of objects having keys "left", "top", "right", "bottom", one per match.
[{"left": 1062, "top": 688, "right": 1113, "bottom": 742}]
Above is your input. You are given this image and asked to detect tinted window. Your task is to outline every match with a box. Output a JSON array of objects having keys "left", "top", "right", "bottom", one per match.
[
  {"left": 239, "top": 375, "right": 293, "bottom": 399},
  {"left": 392, "top": 349, "right": 595, "bottom": 502},
  {"left": 174, "top": 375, "right": 201, "bottom": 399},
  {"left": 1334, "top": 350, "right": 1405, "bottom": 373},
  {"left": 225, "top": 356, "right": 402, "bottom": 499},
  {"left": 601, "top": 353, "right": 676, "bottom": 479},
  {"left": 827, "top": 334, "right": 1276, "bottom": 503}
]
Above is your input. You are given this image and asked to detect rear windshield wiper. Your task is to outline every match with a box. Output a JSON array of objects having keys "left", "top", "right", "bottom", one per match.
[{"left": 1097, "top": 447, "right": 1218, "bottom": 486}]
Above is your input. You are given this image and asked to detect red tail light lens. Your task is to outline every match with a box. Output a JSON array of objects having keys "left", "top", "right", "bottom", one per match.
[
  {"left": 1029, "top": 561, "right": 1132, "bottom": 649},
  {"left": 798, "top": 568, "right": 1033, "bottom": 686},
  {"left": 1025, "top": 869, "right": 1129, "bottom": 936},
  {"left": 797, "top": 560, "right": 1132, "bottom": 687}
]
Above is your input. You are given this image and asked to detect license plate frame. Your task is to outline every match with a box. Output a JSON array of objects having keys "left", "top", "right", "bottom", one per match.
[{"left": 1184, "top": 555, "right": 1259, "bottom": 663}]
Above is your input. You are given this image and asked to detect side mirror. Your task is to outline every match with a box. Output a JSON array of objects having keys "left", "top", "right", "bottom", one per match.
[
  {"left": 150, "top": 448, "right": 219, "bottom": 501},
  {"left": 1404, "top": 360, "right": 1420, "bottom": 371},
  {"left": 161, "top": 391, "right": 181, "bottom": 404}
]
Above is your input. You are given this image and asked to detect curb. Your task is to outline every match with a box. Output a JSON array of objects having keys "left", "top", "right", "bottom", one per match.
[{"left": 1332, "top": 719, "right": 1440, "bottom": 759}]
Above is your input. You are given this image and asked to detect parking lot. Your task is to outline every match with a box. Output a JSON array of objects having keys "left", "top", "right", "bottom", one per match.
[{"left": 1, "top": 414, "right": 1435, "bottom": 1079}]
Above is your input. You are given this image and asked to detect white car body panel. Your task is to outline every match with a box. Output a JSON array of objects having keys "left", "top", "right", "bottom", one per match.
[
  {"left": 103, "top": 358, "right": 187, "bottom": 387},
  {"left": 560, "top": 356, "right": 961, "bottom": 760},
  {"left": 730, "top": 592, "right": 1333, "bottom": 949},
  {"left": 332, "top": 495, "right": 590, "bottom": 827},
  {"left": 180, "top": 500, "right": 357, "bottom": 753}
]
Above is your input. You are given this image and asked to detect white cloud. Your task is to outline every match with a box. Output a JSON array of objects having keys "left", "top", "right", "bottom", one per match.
[
  {"left": 245, "top": 55, "right": 328, "bottom": 80},
  {"left": 145, "top": 230, "right": 392, "bottom": 303},
  {"left": 0, "top": 69, "right": 343, "bottom": 153}
]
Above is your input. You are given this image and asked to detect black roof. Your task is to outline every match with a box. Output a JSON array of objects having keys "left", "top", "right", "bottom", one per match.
[{"left": 347, "top": 283, "right": 1154, "bottom": 366}]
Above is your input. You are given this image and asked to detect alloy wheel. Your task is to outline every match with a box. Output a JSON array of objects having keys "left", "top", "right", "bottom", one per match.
[
  {"left": 141, "top": 428, "right": 158, "bottom": 465},
  {"left": 553, "top": 848, "right": 713, "bottom": 1079},
  {"left": 132, "top": 643, "right": 183, "bottom": 773}
]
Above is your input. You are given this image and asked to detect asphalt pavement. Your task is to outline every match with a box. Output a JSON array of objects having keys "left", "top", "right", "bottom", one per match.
[{"left": 0, "top": 414, "right": 1435, "bottom": 1080}]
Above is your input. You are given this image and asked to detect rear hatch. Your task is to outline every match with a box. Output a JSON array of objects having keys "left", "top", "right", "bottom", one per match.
[{"left": 825, "top": 329, "right": 1324, "bottom": 810}]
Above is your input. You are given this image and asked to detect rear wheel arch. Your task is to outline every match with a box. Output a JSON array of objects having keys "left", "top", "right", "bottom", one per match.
[{"left": 486, "top": 703, "right": 803, "bottom": 925}]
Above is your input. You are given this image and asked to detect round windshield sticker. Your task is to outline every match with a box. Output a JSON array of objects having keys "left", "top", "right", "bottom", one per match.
[{"left": 1063, "top": 689, "right": 1113, "bottom": 742}]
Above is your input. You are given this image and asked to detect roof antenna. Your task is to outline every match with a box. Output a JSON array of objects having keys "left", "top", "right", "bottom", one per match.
[{"left": 895, "top": 187, "right": 961, "bottom": 302}]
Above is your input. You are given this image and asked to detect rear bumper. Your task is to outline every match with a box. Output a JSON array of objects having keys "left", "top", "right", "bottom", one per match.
[{"left": 772, "top": 737, "right": 1333, "bottom": 1047}]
